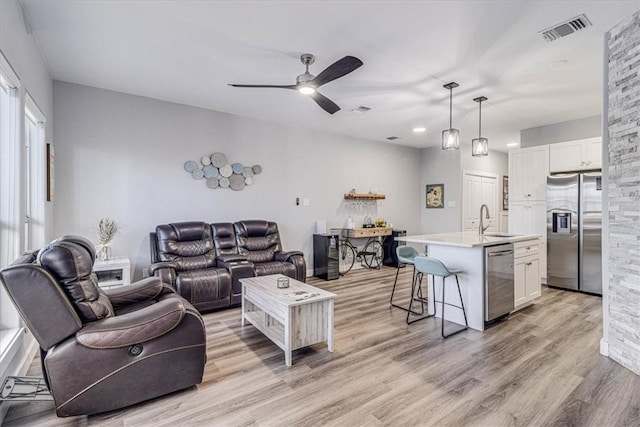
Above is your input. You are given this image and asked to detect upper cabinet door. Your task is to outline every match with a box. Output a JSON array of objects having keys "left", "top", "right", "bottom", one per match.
[
  {"left": 549, "top": 141, "right": 583, "bottom": 173},
  {"left": 584, "top": 139, "right": 602, "bottom": 170},
  {"left": 549, "top": 138, "right": 602, "bottom": 173},
  {"left": 509, "top": 145, "right": 549, "bottom": 201}
]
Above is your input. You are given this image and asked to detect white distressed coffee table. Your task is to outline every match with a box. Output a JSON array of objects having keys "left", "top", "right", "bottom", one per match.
[{"left": 240, "top": 274, "right": 336, "bottom": 366}]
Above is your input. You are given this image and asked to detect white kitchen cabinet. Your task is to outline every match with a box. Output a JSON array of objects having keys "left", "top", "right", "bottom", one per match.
[
  {"left": 508, "top": 145, "right": 549, "bottom": 201},
  {"left": 513, "top": 239, "right": 541, "bottom": 311},
  {"left": 509, "top": 201, "right": 547, "bottom": 282},
  {"left": 549, "top": 138, "right": 602, "bottom": 173}
]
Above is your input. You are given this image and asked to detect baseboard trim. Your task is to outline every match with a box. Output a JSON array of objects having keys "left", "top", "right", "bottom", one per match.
[{"left": 600, "top": 337, "right": 609, "bottom": 356}]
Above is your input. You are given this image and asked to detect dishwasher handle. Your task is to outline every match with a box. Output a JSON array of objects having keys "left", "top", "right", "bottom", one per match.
[{"left": 488, "top": 249, "right": 514, "bottom": 257}]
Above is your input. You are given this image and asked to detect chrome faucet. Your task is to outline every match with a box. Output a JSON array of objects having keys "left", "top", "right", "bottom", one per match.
[{"left": 479, "top": 204, "right": 491, "bottom": 235}]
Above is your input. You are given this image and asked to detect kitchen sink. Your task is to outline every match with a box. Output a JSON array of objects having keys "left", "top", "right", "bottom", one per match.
[{"left": 483, "top": 232, "right": 518, "bottom": 238}]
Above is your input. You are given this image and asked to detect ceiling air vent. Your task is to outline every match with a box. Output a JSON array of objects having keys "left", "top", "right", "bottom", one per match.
[
  {"left": 539, "top": 14, "right": 592, "bottom": 42},
  {"left": 386, "top": 136, "right": 400, "bottom": 141},
  {"left": 351, "top": 106, "right": 371, "bottom": 114}
]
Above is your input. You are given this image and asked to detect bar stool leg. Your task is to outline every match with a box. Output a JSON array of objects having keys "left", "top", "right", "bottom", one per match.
[
  {"left": 455, "top": 274, "right": 469, "bottom": 329},
  {"left": 441, "top": 274, "right": 469, "bottom": 338},
  {"left": 405, "top": 271, "right": 433, "bottom": 324}
]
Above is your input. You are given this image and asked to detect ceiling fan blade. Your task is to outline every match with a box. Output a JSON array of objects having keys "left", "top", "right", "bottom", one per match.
[
  {"left": 310, "top": 56, "right": 363, "bottom": 88},
  {"left": 228, "top": 84, "right": 296, "bottom": 89},
  {"left": 310, "top": 92, "right": 340, "bottom": 114}
]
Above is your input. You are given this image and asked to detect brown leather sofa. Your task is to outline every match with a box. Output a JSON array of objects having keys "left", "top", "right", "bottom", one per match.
[
  {"left": 150, "top": 220, "right": 306, "bottom": 312},
  {"left": 0, "top": 236, "right": 206, "bottom": 417}
]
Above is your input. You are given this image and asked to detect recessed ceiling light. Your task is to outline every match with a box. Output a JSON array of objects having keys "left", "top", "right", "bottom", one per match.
[
  {"left": 413, "top": 127, "right": 427, "bottom": 133},
  {"left": 506, "top": 143, "right": 519, "bottom": 147}
]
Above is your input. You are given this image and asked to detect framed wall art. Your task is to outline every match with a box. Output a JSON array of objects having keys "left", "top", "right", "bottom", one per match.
[
  {"left": 502, "top": 175, "right": 508, "bottom": 211},
  {"left": 47, "top": 143, "right": 55, "bottom": 202},
  {"left": 426, "top": 183, "right": 444, "bottom": 209}
]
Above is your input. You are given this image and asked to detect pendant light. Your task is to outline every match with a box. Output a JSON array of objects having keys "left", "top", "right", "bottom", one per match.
[
  {"left": 472, "top": 96, "right": 489, "bottom": 157},
  {"left": 442, "top": 82, "right": 460, "bottom": 150}
]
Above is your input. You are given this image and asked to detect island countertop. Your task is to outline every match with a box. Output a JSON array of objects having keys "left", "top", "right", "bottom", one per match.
[{"left": 395, "top": 231, "right": 540, "bottom": 248}]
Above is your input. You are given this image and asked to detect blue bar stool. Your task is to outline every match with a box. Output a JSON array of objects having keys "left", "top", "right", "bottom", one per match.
[
  {"left": 391, "top": 246, "right": 431, "bottom": 324},
  {"left": 413, "top": 256, "right": 468, "bottom": 338}
]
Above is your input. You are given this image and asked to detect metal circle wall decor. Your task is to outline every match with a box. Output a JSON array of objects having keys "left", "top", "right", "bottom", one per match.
[
  {"left": 219, "top": 163, "right": 233, "bottom": 178},
  {"left": 211, "top": 153, "right": 226, "bottom": 168},
  {"left": 203, "top": 165, "right": 219, "bottom": 178},
  {"left": 184, "top": 152, "right": 262, "bottom": 192},
  {"left": 184, "top": 161, "right": 198, "bottom": 172},
  {"left": 232, "top": 163, "right": 244, "bottom": 174},
  {"left": 191, "top": 169, "right": 204, "bottom": 179}
]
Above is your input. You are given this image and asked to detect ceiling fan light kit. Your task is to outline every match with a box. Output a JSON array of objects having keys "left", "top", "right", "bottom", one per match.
[
  {"left": 472, "top": 96, "right": 489, "bottom": 157},
  {"left": 229, "top": 53, "right": 363, "bottom": 114},
  {"left": 442, "top": 82, "right": 460, "bottom": 151}
]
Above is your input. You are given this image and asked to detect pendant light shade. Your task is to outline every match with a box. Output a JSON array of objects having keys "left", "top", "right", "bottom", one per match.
[
  {"left": 472, "top": 96, "right": 489, "bottom": 157},
  {"left": 442, "top": 82, "right": 460, "bottom": 150}
]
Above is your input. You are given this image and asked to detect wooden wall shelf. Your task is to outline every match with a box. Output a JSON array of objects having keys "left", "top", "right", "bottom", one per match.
[{"left": 344, "top": 193, "right": 386, "bottom": 200}]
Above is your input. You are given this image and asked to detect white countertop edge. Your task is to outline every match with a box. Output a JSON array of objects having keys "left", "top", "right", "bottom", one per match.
[{"left": 395, "top": 232, "right": 541, "bottom": 248}]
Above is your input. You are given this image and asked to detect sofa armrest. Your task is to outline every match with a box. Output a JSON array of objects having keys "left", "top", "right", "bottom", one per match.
[
  {"left": 103, "top": 276, "right": 167, "bottom": 308},
  {"left": 275, "top": 251, "right": 304, "bottom": 262},
  {"left": 217, "top": 254, "right": 248, "bottom": 263},
  {"left": 149, "top": 261, "right": 177, "bottom": 287},
  {"left": 76, "top": 297, "right": 185, "bottom": 349}
]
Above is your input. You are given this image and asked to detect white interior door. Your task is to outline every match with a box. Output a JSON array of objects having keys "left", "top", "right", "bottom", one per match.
[
  {"left": 463, "top": 174, "right": 482, "bottom": 231},
  {"left": 463, "top": 171, "right": 499, "bottom": 233}
]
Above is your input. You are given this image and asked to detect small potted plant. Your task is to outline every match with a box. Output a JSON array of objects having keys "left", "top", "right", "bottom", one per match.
[{"left": 97, "top": 217, "right": 119, "bottom": 261}]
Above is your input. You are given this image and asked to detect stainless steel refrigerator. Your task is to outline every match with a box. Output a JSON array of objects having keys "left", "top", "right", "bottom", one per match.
[{"left": 547, "top": 172, "right": 602, "bottom": 295}]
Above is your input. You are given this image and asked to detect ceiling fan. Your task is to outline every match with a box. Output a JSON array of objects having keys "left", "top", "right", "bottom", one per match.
[{"left": 228, "top": 53, "right": 363, "bottom": 114}]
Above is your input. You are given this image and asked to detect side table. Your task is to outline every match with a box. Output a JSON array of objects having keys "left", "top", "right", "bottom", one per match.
[{"left": 93, "top": 257, "right": 131, "bottom": 288}]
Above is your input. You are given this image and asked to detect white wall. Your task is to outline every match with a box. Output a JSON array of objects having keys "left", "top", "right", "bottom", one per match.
[
  {"left": 420, "top": 146, "right": 461, "bottom": 233},
  {"left": 53, "top": 81, "right": 423, "bottom": 279},
  {"left": 520, "top": 115, "right": 601, "bottom": 148},
  {"left": 420, "top": 143, "right": 508, "bottom": 234}
]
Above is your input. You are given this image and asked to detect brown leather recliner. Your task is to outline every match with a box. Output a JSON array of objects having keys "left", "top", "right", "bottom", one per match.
[
  {"left": 149, "top": 222, "right": 233, "bottom": 312},
  {"left": 0, "top": 236, "right": 206, "bottom": 417},
  {"left": 233, "top": 220, "right": 306, "bottom": 282}
]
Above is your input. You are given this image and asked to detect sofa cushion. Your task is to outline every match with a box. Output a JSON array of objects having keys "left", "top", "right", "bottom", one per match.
[
  {"left": 234, "top": 220, "right": 282, "bottom": 263},
  {"left": 38, "top": 241, "right": 114, "bottom": 323},
  {"left": 211, "top": 223, "right": 237, "bottom": 257},
  {"left": 176, "top": 268, "right": 231, "bottom": 305},
  {"left": 156, "top": 222, "right": 216, "bottom": 271}
]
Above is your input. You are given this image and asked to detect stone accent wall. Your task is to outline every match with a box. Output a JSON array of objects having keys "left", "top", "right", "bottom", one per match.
[{"left": 607, "top": 10, "right": 640, "bottom": 376}]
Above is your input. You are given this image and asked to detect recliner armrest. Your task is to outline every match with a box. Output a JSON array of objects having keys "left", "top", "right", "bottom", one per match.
[
  {"left": 149, "top": 261, "right": 177, "bottom": 287},
  {"left": 149, "top": 261, "right": 176, "bottom": 275},
  {"left": 103, "top": 276, "right": 167, "bottom": 308},
  {"left": 275, "top": 251, "right": 304, "bottom": 262},
  {"left": 217, "top": 254, "right": 248, "bottom": 263},
  {"left": 76, "top": 296, "right": 185, "bottom": 349}
]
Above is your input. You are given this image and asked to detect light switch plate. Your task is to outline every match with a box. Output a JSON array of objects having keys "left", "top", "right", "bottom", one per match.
[{"left": 447, "top": 201, "right": 456, "bottom": 208}]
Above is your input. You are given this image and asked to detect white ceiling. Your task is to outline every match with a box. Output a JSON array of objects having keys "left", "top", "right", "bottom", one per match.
[{"left": 20, "top": 0, "right": 640, "bottom": 151}]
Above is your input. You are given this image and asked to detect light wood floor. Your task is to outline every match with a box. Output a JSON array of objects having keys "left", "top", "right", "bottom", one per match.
[{"left": 4, "top": 267, "right": 640, "bottom": 426}]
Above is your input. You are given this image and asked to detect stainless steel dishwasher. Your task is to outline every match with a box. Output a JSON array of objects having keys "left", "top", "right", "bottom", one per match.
[{"left": 485, "top": 244, "right": 515, "bottom": 322}]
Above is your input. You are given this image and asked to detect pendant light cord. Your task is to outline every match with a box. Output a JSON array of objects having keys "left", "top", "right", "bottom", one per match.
[
  {"left": 478, "top": 100, "right": 482, "bottom": 137},
  {"left": 449, "top": 88, "right": 453, "bottom": 129}
]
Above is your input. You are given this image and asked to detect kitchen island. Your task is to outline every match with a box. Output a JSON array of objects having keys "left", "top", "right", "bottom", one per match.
[{"left": 396, "top": 232, "right": 541, "bottom": 331}]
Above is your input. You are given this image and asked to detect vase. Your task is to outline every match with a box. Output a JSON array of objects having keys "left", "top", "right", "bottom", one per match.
[{"left": 98, "top": 245, "right": 112, "bottom": 261}]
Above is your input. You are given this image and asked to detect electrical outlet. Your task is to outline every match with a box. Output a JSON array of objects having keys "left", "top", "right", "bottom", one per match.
[{"left": 302, "top": 198, "right": 310, "bottom": 207}]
